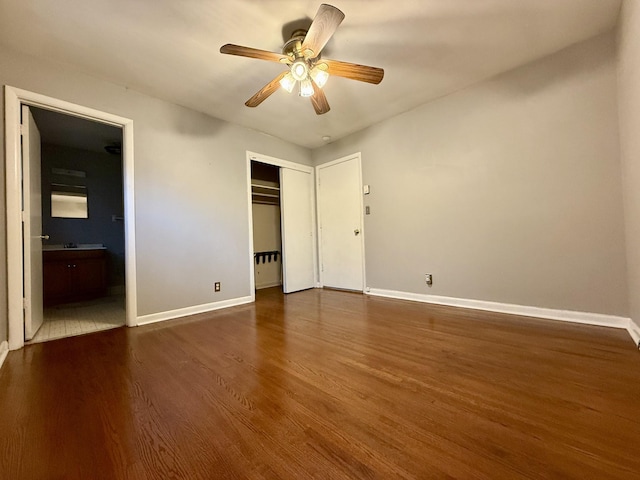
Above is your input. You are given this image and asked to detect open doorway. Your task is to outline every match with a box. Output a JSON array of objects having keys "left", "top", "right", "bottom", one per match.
[
  {"left": 251, "top": 161, "right": 283, "bottom": 291},
  {"left": 5, "top": 86, "right": 137, "bottom": 351},
  {"left": 246, "top": 151, "right": 316, "bottom": 297},
  {"left": 26, "top": 107, "right": 126, "bottom": 343}
]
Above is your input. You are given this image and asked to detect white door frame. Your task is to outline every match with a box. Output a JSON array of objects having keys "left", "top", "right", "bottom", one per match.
[
  {"left": 4, "top": 86, "right": 138, "bottom": 350},
  {"left": 246, "top": 151, "right": 318, "bottom": 299},
  {"left": 315, "top": 152, "right": 366, "bottom": 291}
]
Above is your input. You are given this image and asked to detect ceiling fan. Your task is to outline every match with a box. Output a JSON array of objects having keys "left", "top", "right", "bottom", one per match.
[{"left": 219, "top": 4, "right": 384, "bottom": 115}]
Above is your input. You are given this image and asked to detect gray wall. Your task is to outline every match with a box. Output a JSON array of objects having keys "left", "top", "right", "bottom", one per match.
[
  {"left": 41, "top": 143, "right": 125, "bottom": 287},
  {"left": 0, "top": 45, "right": 311, "bottom": 340},
  {"left": 313, "top": 33, "right": 629, "bottom": 316},
  {"left": 0, "top": 27, "right": 633, "bottom": 345},
  {"left": 252, "top": 203, "right": 282, "bottom": 289},
  {"left": 618, "top": 0, "right": 640, "bottom": 332}
]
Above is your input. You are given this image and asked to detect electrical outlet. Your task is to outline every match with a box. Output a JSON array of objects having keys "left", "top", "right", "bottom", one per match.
[
  {"left": 214, "top": 282, "right": 221, "bottom": 292},
  {"left": 425, "top": 274, "right": 433, "bottom": 286}
]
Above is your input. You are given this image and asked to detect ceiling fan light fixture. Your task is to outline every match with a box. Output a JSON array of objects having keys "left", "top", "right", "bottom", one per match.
[
  {"left": 291, "top": 59, "right": 309, "bottom": 81},
  {"left": 299, "top": 78, "right": 314, "bottom": 97},
  {"left": 220, "top": 4, "right": 383, "bottom": 114},
  {"left": 279, "top": 72, "right": 296, "bottom": 93},
  {"left": 309, "top": 66, "right": 329, "bottom": 88}
]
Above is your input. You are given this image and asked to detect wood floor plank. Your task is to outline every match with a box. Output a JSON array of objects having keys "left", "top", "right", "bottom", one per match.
[{"left": 1, "top": 287, "right": 639, "bottom": 479}]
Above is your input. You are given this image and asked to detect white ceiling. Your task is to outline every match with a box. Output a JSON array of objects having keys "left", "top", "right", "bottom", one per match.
[{"left": 0, "top": 0, "right": 622, "bottom": 149}]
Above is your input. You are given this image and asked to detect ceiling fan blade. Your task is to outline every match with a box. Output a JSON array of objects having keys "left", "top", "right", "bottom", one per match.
[
  {"left": 301, "top": 4, "right": 345, "bottom": 58},
  {"left": 322, "top": 59, "right": 384, "bottom": 85},
  {"left": 310, "top": 81, "right": 330, "bottom": 115},
  {"left": 245, "top": 71, "right": 288, "bottom": 108},
  {"left": 220, "top": 44, "right": 289, "bottom": 64}
]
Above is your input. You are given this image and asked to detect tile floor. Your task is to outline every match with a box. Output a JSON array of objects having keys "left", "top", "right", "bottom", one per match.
[{"left": 30, "top": 295, "right": 126, "bottom": 344}]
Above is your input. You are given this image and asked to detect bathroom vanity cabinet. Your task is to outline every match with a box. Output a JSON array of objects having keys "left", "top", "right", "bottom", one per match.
[{"left": 43, "top": 248, "right": 107, "bottom": 306}]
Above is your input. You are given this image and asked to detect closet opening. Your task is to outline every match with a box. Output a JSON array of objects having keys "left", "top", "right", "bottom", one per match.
[{"left": 250, "top": 161, "right": 282, "bottom": 291}]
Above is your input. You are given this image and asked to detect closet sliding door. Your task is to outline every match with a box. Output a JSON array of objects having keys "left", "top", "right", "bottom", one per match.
[{"left": 280, "top": 168, "right": 315, "bottom": 293}]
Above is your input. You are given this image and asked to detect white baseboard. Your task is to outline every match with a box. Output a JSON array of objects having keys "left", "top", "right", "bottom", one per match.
[
  {"left": 136, "top": 296, "right": 254, "bottom": 326},
  {"left": 0, "top": 341, "right": 9, "bottom": 370},
  {"left": 628, "top": 319, "right": 640, "bottom": 348},
  {"left": 367, "top": 289, "right": 630, "bottom": 329}
]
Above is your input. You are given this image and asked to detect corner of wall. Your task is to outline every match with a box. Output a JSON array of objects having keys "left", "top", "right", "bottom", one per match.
[
  {"left": 0, "top": 341, "right": 9, "bottom": 370},
  {"left": 616, "top": 0, "right": 640, "bottom": 346},
  {"left": 628, "top": 318, "right": 640, "bottom": 348}
]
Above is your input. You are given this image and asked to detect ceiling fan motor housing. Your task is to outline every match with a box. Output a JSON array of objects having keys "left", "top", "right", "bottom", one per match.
[{"left": 282, "top": 29, "right": 310, "bottom": 60}]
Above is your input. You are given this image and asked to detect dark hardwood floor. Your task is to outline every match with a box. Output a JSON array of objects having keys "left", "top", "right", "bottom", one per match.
[{"left": 1, "top": 287, "right": 639, "bottom": 479}]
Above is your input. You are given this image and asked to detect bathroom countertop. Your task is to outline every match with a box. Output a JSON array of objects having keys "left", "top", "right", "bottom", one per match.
[{"left": 42, "top": 244, "right": 106, "bottom": 251}]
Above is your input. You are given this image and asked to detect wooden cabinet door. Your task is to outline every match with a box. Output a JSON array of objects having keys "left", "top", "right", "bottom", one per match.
[
  {"left": 43, "top": 250, "right": 107, "bottom": 305},
  {"left": 43, "top": 261, "right": 72, "bottom": 304},
  {"left": 73, "top": 258, "right": 107, "bottom": 295}
]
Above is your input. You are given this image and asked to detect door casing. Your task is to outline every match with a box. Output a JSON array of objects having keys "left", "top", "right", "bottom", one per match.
[
  {"left": 246, "top": 151, "right": 318, "bottom": 298},
  {"left": 4, "top": 86, "right": 137, "bottom": 350}
]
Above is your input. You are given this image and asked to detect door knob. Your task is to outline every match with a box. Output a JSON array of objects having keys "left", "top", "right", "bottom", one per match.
[
  {"left": 354, "top": 229, "right": 360, "bottom": 236},
  {"left": 38, "top": 235, "right": 50, "bottom": 240}
]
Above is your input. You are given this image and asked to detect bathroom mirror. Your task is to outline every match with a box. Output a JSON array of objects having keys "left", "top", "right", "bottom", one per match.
[{"left": 51, "top": 184, "right": 88, "bottom": 219}]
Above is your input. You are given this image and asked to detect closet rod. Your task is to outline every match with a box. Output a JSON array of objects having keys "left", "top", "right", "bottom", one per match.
[
  {"left": 252, "top": 192, "right": 279, "bottom": 199},
  {"left": 251, "top": 183, "right": 280, "bottom": 191}
]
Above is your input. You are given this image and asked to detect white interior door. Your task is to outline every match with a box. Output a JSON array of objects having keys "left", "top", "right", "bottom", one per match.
[
  {"left": 22, "top": 105, "right": 45, "bottom": 340},
  {"left": 280, "top": 168, "right": 315, "bottom": 293},
  {"left": 317, "top": 155, "right": 364, "bottom": 291}
]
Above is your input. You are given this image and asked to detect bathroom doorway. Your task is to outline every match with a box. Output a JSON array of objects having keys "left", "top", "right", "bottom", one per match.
[
  {"left": 5, "top": 86, "right": 137, "bottom": 351},
  {"left": 26, "top": 107, "right": 126, "bottom": 343}
]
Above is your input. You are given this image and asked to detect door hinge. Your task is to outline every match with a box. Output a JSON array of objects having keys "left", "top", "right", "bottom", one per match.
[
  {"left": 22, "top": 298, "right": 27, "bottom": 309},
  {"left": 20, "top": 211, "right": 25, "bottom": 222}
]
